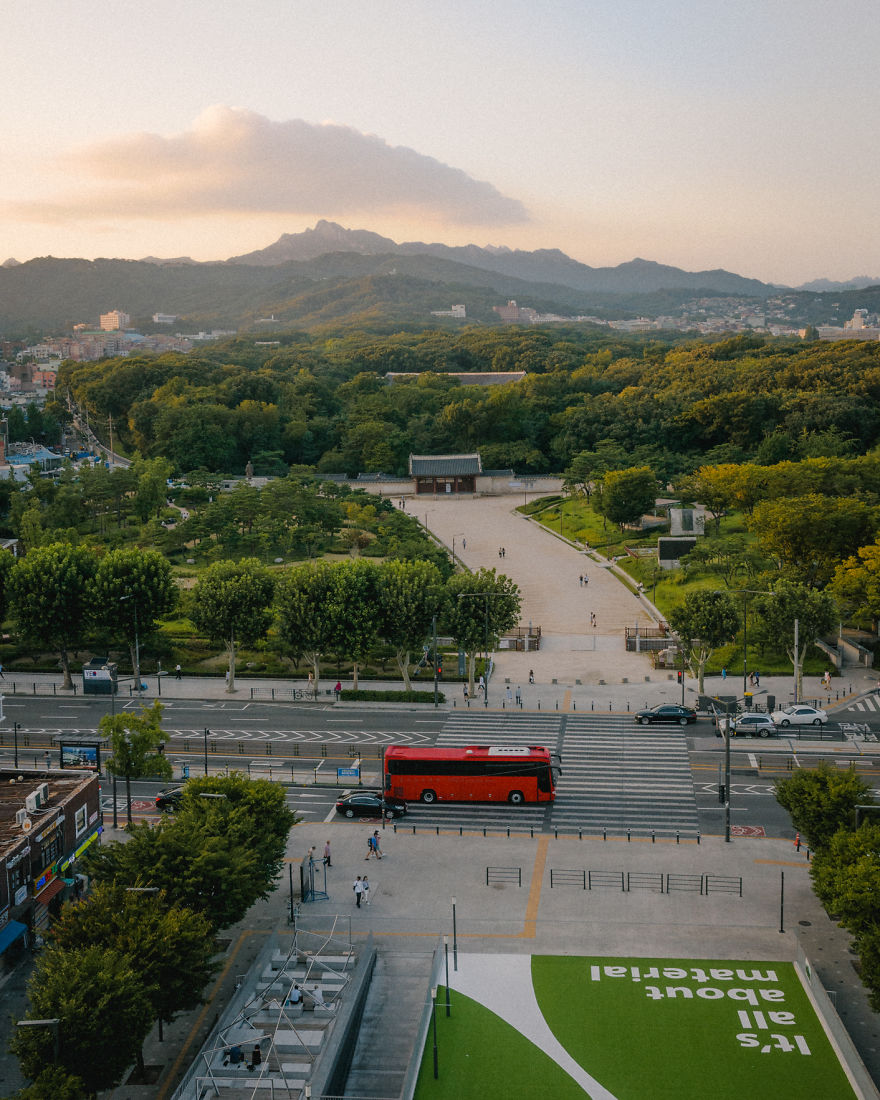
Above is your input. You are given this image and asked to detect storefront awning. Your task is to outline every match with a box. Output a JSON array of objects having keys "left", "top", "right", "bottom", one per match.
[
  {"left": 34, "top": 878, "right": 65, "bottom": 905},
  {"left": 0, "top": 920, "right": 28, "bottom": 954}
]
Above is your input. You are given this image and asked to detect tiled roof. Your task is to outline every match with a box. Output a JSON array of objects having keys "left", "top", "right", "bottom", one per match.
[{"left": 409, "top": 453, "right": 482, "bottom": 476}]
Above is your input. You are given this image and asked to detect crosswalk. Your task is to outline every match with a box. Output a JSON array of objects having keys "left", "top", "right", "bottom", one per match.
[
  {"left": 401, "top": 711, "right": 700, "bottom": 837},
  {"left": 838, "top": 693, "right": 880, "bottom": 717}
]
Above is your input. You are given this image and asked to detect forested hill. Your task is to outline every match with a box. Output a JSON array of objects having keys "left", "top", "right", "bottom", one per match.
[{"left": 56, "top": 329, "right": 880, "bottom": 479}]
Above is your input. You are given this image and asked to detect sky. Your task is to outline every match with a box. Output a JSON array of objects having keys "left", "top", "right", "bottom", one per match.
[{"left": 2, "top": 0, "right": 878, "bottom": 286}]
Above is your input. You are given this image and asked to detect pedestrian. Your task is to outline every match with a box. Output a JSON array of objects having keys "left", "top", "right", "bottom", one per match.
[
  {"left": 498, "top": 547, "right": 503, "bottom": 558},
  {"left": 308, "top": 671, "right": 315, "bottom": 696},
  {"left": 370, "top": 829, "right": 383, "bottom": 859},
  {"left": 175, "top": 663, "right": 182, "bottom": 680},
  {"left": 249, "top": 1044, "right": 262, "bottom": 1071},
  {"left": 353, "top": 875, "right": 364, "bottom": 907},
  {"left": 323, "top": 840, "right": 332, "bottom": 867},
  {"left": 462, "top": 537, "right": 466, "bottom": 550},
  {"left": 721, "top": 667, "right": 727, "bottom": 680},
  {"left": 463, "top": 683, "right": 469, "bottom": 702},
  {"left": 748, "top": 671, "right": 755, "bottom": 687},
  {"left": 0, "top": 661, "right": 5, "bottom": 678},
  {"left": 506, "top": 685, "right": 512, "bottom": 704},
  {"left": 225, "top": 668, "right": 230, "bottom": 686},
  {"left": 478, "top": 674, "right": 485, "bottom": 695},
  {"left": 515, "top": 685, "right": 522, "bottom": 705},
  {"left": 44, "top": 751, "right": 51, "bottom": 769},
  {"left": 529, "top": 669, "right": 535, "bottom": 684},
  {"left": 583, "top": 574, "right": 588, "bottom": 586},
  {"left": 579, "top": 575, "right": 583, "bottom": 586},
  {"left": 362, "top": 874, "right": 371, "bottom": 905},
  {"left": 502, "top": 547, "right": 506, "bottom": 558},
  {"left": 754, "top": 670, "right": 760, "bottom": 687},
  {"left": 334, "top": 680, "right": 342, "bottom": 700}
]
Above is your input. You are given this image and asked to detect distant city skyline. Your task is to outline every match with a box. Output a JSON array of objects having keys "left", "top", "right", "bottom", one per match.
[{"left": 2, "top": 0, "right": 878, "bottom": 285}]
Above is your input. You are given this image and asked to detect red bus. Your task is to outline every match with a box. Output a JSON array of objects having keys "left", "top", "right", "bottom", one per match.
[{"left": 384, "top": 744, "right": 560, "bottom": 805}]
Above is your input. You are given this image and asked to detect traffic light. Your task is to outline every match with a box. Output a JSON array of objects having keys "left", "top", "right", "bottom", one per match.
[
  {"left": 677, "top": 671, "right": 683, "bottom": 683},
  {"left": 718, "top": 783, "right": 726, "bottom": 804}
]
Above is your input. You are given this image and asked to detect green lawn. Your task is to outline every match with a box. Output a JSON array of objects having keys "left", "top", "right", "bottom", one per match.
[{"left": 414, "top": 956, "right": 857, "bottom": 1099}]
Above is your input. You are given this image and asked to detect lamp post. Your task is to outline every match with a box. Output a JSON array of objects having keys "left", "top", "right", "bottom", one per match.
[
  {"left": 451, "top": 895, "right": 458, "bottom": 971},
  {"left": 13, "top": 721, "right": 19, "bottom": 769},
  {"left": 203, "top": 727, "right": 211, "bottom": 776},
  {"left": 444, "top": 935, "right": 451, "bottom": 1016},
  {"left": 431, "top": 985, "right": 439, "bottom": 1079},
  {"left": 16, "top": 1018, "right": 60, "bottom": 1063},
  {"left": 119, "top": 594, "right": 141, "bottom": 697}
]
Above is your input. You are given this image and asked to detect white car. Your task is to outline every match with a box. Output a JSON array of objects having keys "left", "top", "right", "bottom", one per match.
[{"left": 770, "top": 704, "right": 828, "bottom": 727}]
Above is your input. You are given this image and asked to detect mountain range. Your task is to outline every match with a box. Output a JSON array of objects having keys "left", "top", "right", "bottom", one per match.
[{"left": 1, "top": 221, "right": 878, "bottom": 335}]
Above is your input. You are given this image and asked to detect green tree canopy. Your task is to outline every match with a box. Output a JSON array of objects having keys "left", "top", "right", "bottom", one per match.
[
  {"left": 328, "top": 559, "right": 381, "bottom": 690},
  {"left": 8, "top": 543, "right": 97, "bottom": 689},
  {"left": 11, "top": 945, "right": 152, "bottom": 1095},
  {"left": 442, "top": 569, "right": 521, "bottom": 694},
  {"left": 774, "top": 762, "right": 875, "bottom": 850},
  {"left": 275, "top": 562, "right": 338, "bottom": 692},
  {"left": 668, "top": 590, "right": 739, "bottom": 692},
  {"left": 379, "top": 559, "right": 444, "bottom": 689},
  {"left": 101, "top": 701, "right": 172, "bottom": 825},
  {"left": 752, "top": 580, "right": 837, "bottom": 699},
  {"left": 810, "top": 822, "right": 880, "bottom": 933},
  {"left": 190, "top": 558, "right": 275, "bottom": 692},
  {"left": 49, "top": 883, "right": 218, "bottom": 1035},
  {"left": 595, "top": 466, "right": 657, "bottom": 529},
  {"left": 90, "top": 547, "right": 177, "bottom": 682}
]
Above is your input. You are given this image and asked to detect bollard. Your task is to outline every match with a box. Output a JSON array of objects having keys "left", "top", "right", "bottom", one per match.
[
  {"left": 573, "top": 701, "right": 576, "bottom": 711},
  {"left": 603, "top": 826, "right": 607, "bottom": 841},
  {"left": 538, "top": 700, "right": 541, "bottom": 710},
  {"left": 651, "top": 830, "right": 655, "bottom": 844},
  {"left": 483, "top": 827, "right": 486, "bottom": 837},
  {"left": 591, "top": 700, "right": 594, "bottom": 711},
  {"left": 459, "top": 826, "right": 462, "bottom": 836},
  {"left": 555, "top": 700, "right": 558, "bottom": 710},
  {"left": 627, "top": 701, "right": 630, "bottom": 711},
  {"left": 436, "top": 826, "right": 439, "bottom": 836},
  {"left": 393, "top": 823, "right": 397, "bottom": 833},
  {"left": 412, "top": 826, "right": 416, "bottom": 835},
  {"left": 554, "top": 827, "right": 558, "bottom": 839},
  {"left": 507, "top": 827, "right": 510, "bottom": 838},
  {"left": 578, "top": 827, "right": 582, "bottom": 840},
  {"left": 609, "top": 702, "right": 612, "bottom": 711},
  {"left": 697, "top": 831, "right": 701, "bottom": 845},
  {"left": 627, "top": 829, "right": 631, "bottom": 842},
  {"left": 53, "top": 684, "right": 56, "bottom": 696},
  {"left": 530, "top": 826, "right": 533, "bottom": 838}
]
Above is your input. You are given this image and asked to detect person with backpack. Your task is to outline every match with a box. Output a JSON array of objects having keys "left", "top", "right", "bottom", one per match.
[{"left": 353, "top": 875, "right": 364, "bottom": 907}]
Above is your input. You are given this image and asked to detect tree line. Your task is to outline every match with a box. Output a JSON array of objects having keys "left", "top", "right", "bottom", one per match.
[
  {"left": 55, "top": 330, "right": 880, "bottom": 478},
  {"left": 0, "top": 544, "right": 519, "bottom": 695}
]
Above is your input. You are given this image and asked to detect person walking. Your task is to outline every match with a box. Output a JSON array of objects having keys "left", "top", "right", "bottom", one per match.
[
  {"left": 506, "top": 685, "right": 512, "bottom": 704},
  {"left": 175, "top": 663, "right": 182, "bottom": 680},
  {"left": 529, "top": 669, "right": 535, "bottom": 684},
  {"left": 334, "top": 681, "right": 342, "bottom": 700},
  {"left": 353, "top": 876, "right": 364, "bottom": 907},
  {"left": 323, "top": 840, "right": 332, "bottom": 868},
  {"left": 578, "top": 575, "right": 583, "bottom": 587},
  {"left": 44, "top": 750, "right": 51, "bottom": 769},
  {"left": 515, "top": 685, "right": 522, "bottom": 706},
  {"left": 0, "top": 661, "right": 5, "bottom": 678},
  {"left": 362, "top": 875, "right": 371, "bottom": 906},
  {"left": 721, "top": 667, "right": 727, "bottom": 680},
  {"left": 366, "top": 829, "right": 382, "bottom": 859}
]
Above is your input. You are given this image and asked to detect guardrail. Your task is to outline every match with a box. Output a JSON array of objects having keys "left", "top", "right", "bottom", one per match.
[{"left": 548, "top": 869, "right": 742, "bottom": 896}]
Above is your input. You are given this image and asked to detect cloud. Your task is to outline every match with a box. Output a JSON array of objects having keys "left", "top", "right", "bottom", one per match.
[{"left": 7, "top": 106, "right": 529, "bottom": 227}]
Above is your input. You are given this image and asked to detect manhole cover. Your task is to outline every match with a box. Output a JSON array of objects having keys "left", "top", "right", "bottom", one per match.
[{"left": 798, "top": 920, "right": 812, "bottom": 926}]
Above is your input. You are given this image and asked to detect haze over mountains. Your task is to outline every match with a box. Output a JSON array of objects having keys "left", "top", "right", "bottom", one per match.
[{"left": 1, "top": 220, "right": 878, "bottom": 334}]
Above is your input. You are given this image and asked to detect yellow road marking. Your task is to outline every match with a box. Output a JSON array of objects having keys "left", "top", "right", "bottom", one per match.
[
  {"left": 562, "top": 689, "right": 572, "bottom": 711},
  {"left": 157, "top": 928, "right": 262, "bottom": 1099},
  {"left": 521, "top": 835, "right": 549, "bottom": 938}
]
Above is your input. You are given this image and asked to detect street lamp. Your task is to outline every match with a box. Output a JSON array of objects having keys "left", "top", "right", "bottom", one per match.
[
  {"left": 203, "top": 727, "right": 211, "bottom": 776},
  {"left": 431, "top": 986, "right": 439, "bottom": 1079},
  {"left": 119, "top": 595, "right": 141, "bottom": 697},
  {"left": 16, "top": 1018, "right": 60, "bottom": 1063},
  {"left": 451, "top": 895, "right": 458, "bottom": 971}
]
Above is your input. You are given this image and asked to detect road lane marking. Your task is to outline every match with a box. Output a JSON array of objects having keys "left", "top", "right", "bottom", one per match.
[{"left": 521, "top": 835, "right": 549, "bottom": 939}]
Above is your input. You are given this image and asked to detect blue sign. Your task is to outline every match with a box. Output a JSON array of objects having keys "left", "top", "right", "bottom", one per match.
[{"left": 337, "top": 767, "right": 360, "bottom": 779}]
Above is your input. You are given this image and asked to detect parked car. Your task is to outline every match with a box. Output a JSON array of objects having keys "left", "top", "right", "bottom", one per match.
[
  {"left": 730, "top": 713, "right": 777, "bottom": 738},
  {"left": 335, "top": 792, "right": 408, "bottom": 819},
  {"left": 155, "top": 786, "right": 185, "bottom": 811},
  {"left": 634, "top": 704, "right": 697, "bottom": 726},
  {"left": 770, "top": 704, "right": 828, "bottom": 727}
]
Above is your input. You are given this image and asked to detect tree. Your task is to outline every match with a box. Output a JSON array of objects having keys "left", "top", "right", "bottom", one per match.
[
  {"left": 678, "top": 465, "right": 741, "bottom": 534},
  {"left": 101, "top": 701, "right": 172, "bottom": 826},
  {"left": 810, "top": 822, "right": 880, "bottom": 933},
  {"left": 8, "top": 1066, "right": 87, "bottom": 1099},
  {"left": 750, "top": 494, "right": 879, "bottom": 585},
  {"left": 276, "top": 563, "right": 338, "bottom": 693},
  {"left": 131, "top": 455, "right": 173, "bottom": 521},
  {"left": 328, "top": 559, "right": 381, "bottom": 690},
  {"left": 90, "top": 548, "right": 177, "bottom": 685},
  {"left": 854, "top": 923, "right": 880, "bottom": 1013},
  {"left": 595, "top": 466, "right": 656, "bottom": 530},
  {"left": 8, "top": 543, "right": 96, "bottom": 689},
  {"left": 668, "top": 590, "right": 739, "bottom": 692},
  {"left": 49, "top": 883, "right": 218, "bottom": 1040},
  {"left": 831, "top": 539, "right": 880, "bottom": 629},
  {"left": 752, "top": 580, "right": 837, "bottom": 700},
  {"left": 379, "top": 559, "right": 444, "bottom": 689},
  {"left": 11, "top": 945, "right": 152, "bottom": 1095},
  {"left": 84, "top": 774, "right": 296, "bottom": 931},
  {"left": 774, "top": 763, "right": 875, "bottom": 850},
  {"left": 442, "top": 569, "right": 521, "bottom": 695},
  {"left": 190, "top": 558, "right": 275, "bottom": 693}
]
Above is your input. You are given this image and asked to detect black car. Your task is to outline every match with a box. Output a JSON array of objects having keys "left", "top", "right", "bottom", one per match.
[
  {"left": 634, "top": 704, "right": 697, "bottom": 726},
  {"left": 155, "top": 786, "right": 185, "bottom": 811},
  {"left": 335, "top": 792, "right": 407, "bottom": 819}
]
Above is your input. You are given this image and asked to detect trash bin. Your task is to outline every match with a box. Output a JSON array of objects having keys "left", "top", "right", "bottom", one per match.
[
  {"left": 743, "top": 691, "right": 753, "bottom": 710},
  {"left": 765, "top": 694, "right": 775, "bottom": 714}
]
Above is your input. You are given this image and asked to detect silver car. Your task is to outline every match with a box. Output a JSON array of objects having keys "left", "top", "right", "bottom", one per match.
[{"left": 731, "top": 713, "right": 777, "bottom": 738}]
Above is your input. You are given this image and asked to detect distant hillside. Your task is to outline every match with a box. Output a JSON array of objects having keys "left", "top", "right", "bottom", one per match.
[{"left": 229, "top": 220, "right": 777, "bottom": 298}]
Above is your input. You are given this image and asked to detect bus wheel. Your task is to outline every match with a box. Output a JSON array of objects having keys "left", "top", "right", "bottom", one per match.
[
  {"left": 508, "top": 791, "right": 525, "bottom": 805},
  {"left": 421, "top": 789, "right": 437, "bottom": 804}
]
